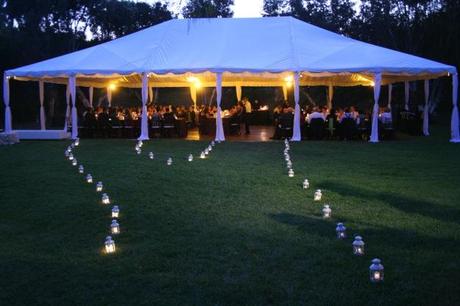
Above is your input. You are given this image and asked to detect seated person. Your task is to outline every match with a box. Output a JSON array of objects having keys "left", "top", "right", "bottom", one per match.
[
  {"left": 306, "top": 106, "right": 325, "bottom": 123},
  {"left": 379, "top": 107, "right": 393, "bottom": 125}
]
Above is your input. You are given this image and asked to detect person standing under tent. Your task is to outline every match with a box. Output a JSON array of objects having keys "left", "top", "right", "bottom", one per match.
[{"left": 243, "top": 97, "right": 252, "bottom": 134}]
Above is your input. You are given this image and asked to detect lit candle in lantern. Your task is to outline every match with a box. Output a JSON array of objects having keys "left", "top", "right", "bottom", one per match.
[
  {"left": 314, "top": 189, "right": 322, "bottom": 201},
  {"left": 200, "top": 151, "right": 206, "bottom": 159},
  {"left": 137, "top": 140, "right": 143, "bottom": 148},
  {"left": 188, "top": 154, "right": 193, "bottom": 162},
  {"left": 67, "top": 146, "right": 72, "bottom": 153},
  {"left": 352, "top": 236, "right": 365, "bottom": 256},
  {"left": 86, "top": 174, "right": 93, "bottom": 183},
  {"left": 105, "top": 236, "right": 116, "bottom": 254},
  {"left": 112, "top": 205, "right": 120, "bottom": 218},
  {"left": 70, "top": 143, "right": 75, "bottom": 149},
  {"left": 288, "top": 169, "right": 294, "bottom": 177},
  {"left": 336, "top": 222, "right": 346, "bottom": 239},
  {"left": 285, "top": 155, "right": 290, "bottom": 161},
  {"left": 102, "top": 193, "right": 110, "bottom": 205},
  {"left": 78, "top": 165, "right": 84, "bottom": 174},
  {"left": 208, "top": 145, "right": 212, "bottom": 152},
  {"left": 72, "top": 158, "right": 78, "bottom": 166},
  {"left": 111, "top": 220, "right": 120, "bottom": 234},
  {"left": 303, "top": 179, "right": 309, "bottom": 189},
  {"left": 211, "top": 141, "right": 215, "bottom": 146},
  {"left": 65, "top": 150, "right": 70, "bottom": 157},
  {"left": 204, "top": 148, "right": 209, "bottom": 155},
  {"left": 74, "top": 138, "right": 80, "bottom": 146},
  {"left": 96, "top": 181, "right": 103, "bottom": 192},
  {"left": 148, "top": 152, "right": 154, "bottom": 160},
  {"left": 68, "top": 153, "right": 74, "bottom": 161},
  {"left": 136, "top": 148, "right": 142, "bottom": 155},
  {"left": 286, "top": 160, "right": 292, "bottom": 169},
  {"left": 167, "top": 157, "right": 172, "bottom": 165},
  {"left": 369, "top": 258, "right": 384, "bottom": 283},
  {"left": 322, "top": 204, "right": 331, "bottom": 218}
]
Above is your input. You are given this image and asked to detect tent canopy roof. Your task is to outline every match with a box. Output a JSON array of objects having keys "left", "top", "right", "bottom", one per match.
[{"left": 5, "top": 16, "right": 457, "bottom": 87}]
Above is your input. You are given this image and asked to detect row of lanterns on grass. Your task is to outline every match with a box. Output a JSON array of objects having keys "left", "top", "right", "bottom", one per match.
[
  {"left": 65, "top": 138, "right": 118, "bottom": 254},
  {"left": 283, "top": 138, "right": 384, "bottom": 283}
]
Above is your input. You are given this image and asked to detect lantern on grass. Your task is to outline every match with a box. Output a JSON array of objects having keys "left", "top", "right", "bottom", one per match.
[
  {"left": 286, "top": 160, "right": 292, "bottom": 168},
  {"left": 288, "top": 169, "right": 294, "bottom": 177},
  {"left": 322, "top": 204, "right": 331, "bottom": 218},
  {"left": 136, "top": 148, "right": 142, "bottom": 155},
  {"left": 70, "top": 143, "right": 75, "bottom": 149},
  {"left": 102, "top": 193, "right": 110, "bottom": 205},
  {"left": 208, "top": 145, "right": 212, "bottom": 152},
  {"left": 204, "top": 148, "right": 209, "bottom": 155},
  {"left": 96, "top": 181, "right": 103, "bottom": 192},
  {"left": 78, "top": 165, "right": 84, "bottom": 174},
  {"left": 74, "top": 138, "right": 80, "bottom": 146},
  {"left": 105, "top": 236, "right": 116, "bottom": 254},
  {"left": 67, "top": 146, "right": 72, "bottom": 153},
  {"left": 135, "top": 144, "right": 140, "bottom": 151},
  {"left": 352, "top": 236, "right": 365, "bottom": 256},
  {"left": 65, "top": 150, "right": 70, "bottom": 157},
  {"left": 72, "top": 158, "right": 78, "bottom": 166},
  {"left": 112, "top": 205, "right": 120, "bottom": 218},
  {"left": 68, "top": 153, "right": 74, "bottom": 161},
  {"left": 370, "top": 259, "right": 384, "bottom": 283},
  {"left": 111, "top": 220, "right": 120, "bottom": 234},
  {"left": 167, "top": 157, "right": 173, "bottom": 166},
  {"left": 86, "top": 174, "right": 93, "bottom": 183},
  {"left": 303, "top": 179, "right": 310, "bottom": 189},
  {"left": 149, "top": 152, "right": 154, "bottom": 160},
  {"left": 336, "top": 222, "right": 346, "bottom": 239},
  {"left": 137, "top": 140, "right": 143, "bottom": 148},
  {"left": 188, "top": 154, "right": 193, "bottom": 162},
  {"left": 314, "top": 189, "right": 322, "bottom": 201},
  {"left": 211, "top": 141, "right": 215, "bottom": 146},
  {"left": 200, "top": 151, "right": 206, "bottom": 159},
  {"left": 285, "top": 154, "right": 290, "bottom": 162}
]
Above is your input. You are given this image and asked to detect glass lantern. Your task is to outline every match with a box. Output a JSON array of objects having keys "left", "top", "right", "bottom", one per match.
[
  {"left": 149, "top": 152, "right": 154, "bottom": 160},
  {"left": 112, "top": 205, "right": 120, "bottom": 218},
  {"left": 136, "top": 148, "right": 142, "bottom": 155},
  {"left": 188, "top": 154, "right": 193, "bottom": 162},
  {"left": 204, "top": 148, "right": 209, "bottom": 155},
  {"left": 67, "top": 146, "right": 72, "bottom": 153},
  {"left": 369, "top": 258, "right": 384, "bottom": 282},
  {"left": 68, "top": 153, "right": 74, "bottom": 161},
  {"left": 303, "top": 179, "right": 310, "bottom": 189},
  {"left": 336, "top": 222, "right": 346, "bottom": 239},
  {"left": 167, "top": 157, "right": 173, "bottom": 166},
  {"left": 86, "top": 174, "right": 93, "bottom": 183},
  {"left": 208, "top": 145, "right": 212, "bottom": 152},
  {"left": 111, "top": 220, "right": 120, "bottom": 234},
  {"left": 314, "top": 189, "right": 322, "bottom": 201},
  {"left": 211, "top": 141, "right": 215, "bottom": 146},
  {"left": 105, "top": 236, "right": 116, "bottom": 254},
  {"left": 102, "top": 193, "right": 110, "bottom": 205},
  {"left": 135, "top": 144, "right": 140, "bottom": 151},
  {"left": 70, "top": 143, "right": 75, "bottom": 149},
  {"left": 65, "top": 150, "right": 70, "bottom": 157},
  {"left": 200, "top": 151, "right": 206, "bottom": 159},
  {"left": 322, "top": 204, "right": 331, "bottom": 218},
  {"left": 286, "top": 160, "right": 292, "bottom": 169},
  {"left": 352, "top": 236, "right": 365, "bottom": 256},
  {"left": 285, "top": 154, "right": 290, "bottom": 162},
  {"left": 72, "top": 158, "right": 78, "bottom": 166},
  {"left": 78, "top": 165, "right": 84, "bottom": 174},
  {"left": 288, "top": 169, "right": 294, "bottom": 177},
  {"left": 137, "top": 140, "right": 143, "bottom": 148},
  {"left": 96, "top": 181, "right": 103, "bottom": 192},
  {"left": 74, "top": 138, "right": 80, "bottom": 146}
]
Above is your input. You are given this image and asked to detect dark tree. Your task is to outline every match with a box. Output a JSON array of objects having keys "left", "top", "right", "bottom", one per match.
[{"left": 182, "top": 0, "right": 234, "bottom": 18}]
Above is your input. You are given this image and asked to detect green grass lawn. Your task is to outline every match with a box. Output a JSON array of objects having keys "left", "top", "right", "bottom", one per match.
[{"left": 1, "top": 127, "right": 460, "bottom": 305}]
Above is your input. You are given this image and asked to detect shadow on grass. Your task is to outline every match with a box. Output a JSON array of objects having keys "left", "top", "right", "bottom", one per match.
[{"left": 316, "top": 180, "right": 460, "bottom": 224}]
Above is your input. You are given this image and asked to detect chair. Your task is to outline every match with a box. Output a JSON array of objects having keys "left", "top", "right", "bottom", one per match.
[
  {"left": 341, "top": 118, "right": 357, "bottom": 140},
  {"left": 162, "top": 114, "right": 176, "bottom": 138},
  {"left": 150, "top": 117, "right": 162, "bottom": 138},
  {"left": 278, "top": 115, "right": 293, "bottom": 139},
  {"left": 309, "top": 118, "right": 325, "bottom": 140},
  {"left": 229, "top": 114, "right": 242, "bottom": 135}
]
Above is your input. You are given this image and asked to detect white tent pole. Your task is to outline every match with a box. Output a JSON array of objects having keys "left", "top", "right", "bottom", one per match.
[
  {"left": 138, "top": 72, "right": 150, "bottom": 140},
  {"left": 404, "top": 81, "right": 410, "bottom": 111},
  {"left": 327, "top": 85, "right": 333, "bottom": 109},
  {"left": 450, "top": 73, "right": 460, "bottom": 142},
  {"left": 291, "top": 72, "right": 301, "bottom": 141},
  {"left": 89, "top": 87, "right": 94, "bottom": 108},
  {"left": 215, "top": 72, "right": 225, "bottom": 142},
  {"left": 3, "top": 74, "right": 12, "bottom": 133},
  {"left": 69, "top": 76, "right": 78, "bottom": 140},
  {"left": 387, "top": 84, "right": 392, "bottom": 110},
  {"left": 236, "top": 84, "right": 242, "bottom": 101},
  {"left": 282, "top": 85, "right": 288, "bottom": 101},
  {"left": 190, "top": 86, "right": 197, "bottom": 111},
  {"left": 64, "top": 84, "right": 70, "bottom": 131},
  {"left": 423, "top": 80, "right": 430, "bottom": 136},
  {"left": 39, "top": 80, "right": 46, "bottom": 130},
  {"left": 107, "top": 86, "right": 112, "bottom": 107},
  {"left": 370, "top": 73, "right": 382, "bottom": 143}
]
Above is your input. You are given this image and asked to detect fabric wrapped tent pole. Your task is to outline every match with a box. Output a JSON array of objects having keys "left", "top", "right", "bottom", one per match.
[
  {"left": 282, "top": 85, "right": 288, "bottom": 101},
  {"left": 387, "top": 84, "right": 392, "bottom": 110},
  {"left": 451, "top": 73, "right": 460, "bottom": 142},
  {"left": 39, "top": 80, "right": 46, "bottom": 130},
  {"left": 148, "top": 86, "right": 153, "bottom": 103},
  {"left": 69, "top": 76, "right": 78, "bottom": 139},
  {"left": 3, "top": 74, "right": 12, "bottom": 133},
  {"left": 89, "top": 87, "right": 94, "bottom": 108},
  {"left": 138, "top": 73, "right": 149, "bottom": 140},
  {"left": 327, "top": 85, "right": 333, "bottom": 109},
  {"left": 370, "top": 73, "right": 382, "bottom": 143},
  {"left": 107, "top": 86, "right": 112, "bottom": 107},
  {"left": 236, "top": 85, "right": 242, "bottom": 101},
  {"left": 190, "top": 86, "right": 197, "bottom": 110},
  {"left": 215, "top": 72, "right": 225, "bottom": 142},
  {"left": 63, "top": 84, "right": 70, "bottom": 131},
  {"left": 423, "top": 80, "right": 430, "bottom": 136},
  {"left": 292, "top": 72, "right": 301, "bottom": 141},
  {"left": 404, "top": 81, "right": 410, "bottom": 111}
]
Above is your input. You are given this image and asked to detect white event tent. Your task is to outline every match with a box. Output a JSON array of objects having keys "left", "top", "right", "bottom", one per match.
[{"left": 3, "top": 16, "right": 459, "bottom": 142}]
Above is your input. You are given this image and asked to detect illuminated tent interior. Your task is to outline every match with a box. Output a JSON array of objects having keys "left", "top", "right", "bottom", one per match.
[{"left": 3, "top": 17, "right": 459, "bottom": 142}]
